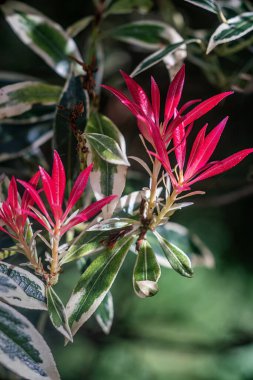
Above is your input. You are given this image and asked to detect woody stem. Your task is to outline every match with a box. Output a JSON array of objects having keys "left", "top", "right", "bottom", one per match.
[{"left": 50, "top": 224, "right": 60, "bottom": 285}]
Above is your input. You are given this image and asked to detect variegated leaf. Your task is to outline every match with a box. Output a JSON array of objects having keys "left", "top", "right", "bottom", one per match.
[
  {"left": 0, "top": 81, "right": 61, "bottom": 119},
  {"left": 86, "top": 112, "right": 128, "bottom": 218},
  {"left": 54, "top": 67, "right": 89, "bottom": 180},
  {"left": 154, "top": 230, "right": 193, "bottom": 278},
  {"left": 104, "top": 0, "right": 152, "bottom": 16},
  {"left": 60, "top": 230, "right": 107, "bottom": 265},
  {"left": 0, "top": 262, "right": 46, "bottom": 310},
  {"left": 207, "top": 12, "right": 253, "bottom": 54},
  {"left": 131, "top": 39, "right": 200, "bottom": 77},
  {"left": 67, "top": 15, "right": 93, "bottom": 37},
  {"left": 184, "top": 0, "right": 218, "bottom": 13},
  {"left": 133, "top": 240, "right": 161, "bottom": 298},
  {"left": 95, "top": 291, "right": 114, "bottom": 334},
  {"left": 87, "top": 218, "right": 135, "bottom": 231},
  {"left": 46, "top": 287, "right": 72, "bottom": 342},
  {"left": 85, "top": 133, "right": 129, "bottom": 165},
  {"left": 113, "top": 20, "right": 178, "bottom": 50},
  {"left": 1, "top": 0, "right": 82, "bottom": 77},
  {"left": 66, "top": 235, "right": 135, "bottom": 337},
  {"left": 0, "top": 301, "right": 60, "bottom": 380},
  {"left": 146, "top": 223, "right": 214, "bottom": 269}
]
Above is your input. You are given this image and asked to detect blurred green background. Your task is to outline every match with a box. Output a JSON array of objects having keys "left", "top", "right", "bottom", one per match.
[{"left": 1, "top": 1, "right": 253, "bottom": 379}]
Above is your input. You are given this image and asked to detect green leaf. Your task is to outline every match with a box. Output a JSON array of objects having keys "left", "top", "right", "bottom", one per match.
[
  {"left": 133, "top": 240, "right": 161, "bottom": 298},
  {"left": 207, "top": 12, "right": 253, "bottom": 54},
  {"left": 53, "top": 68, "right": 89, "bottom": 180},
  {"left": 147, "top": 222, "right": 214, "bottom": 269},
  {"left": 1, "top": 1, "right": 81, "bottom": 78},
  {"left": 113, "top": 20, "right": 174, "bottom": 50},
  {"left": 0, "top": 301, "right": 60, "bottom": 380},
  {"left": 104, "top": 0, "right": 152, "bottom": 16},
  {"left": 86, "top": 112, "right": 128, "bottom": 218},
  {"left": 60, "top": 230, "right": 107, "bottom": 265},
  {"left": 85, "top": 133, "right": 129, "bottom": 165},
  {"left": 154, "top": 231, "right": 193, "bottom": 278},
  {"left": 184, "top": 0, "right": 218, "bottom": 14},
  {"left": 0, "top": 262, "right": 46, "bottom": 310},
  {"left": 0, "top": 81, "right": 61, "bottom": 119},
  {"left": 66, "top": 235, "right": 135, "bottom": 336},
  {"left": 46, "top": 287, "right": 72, "bottom": 342},
  {"left": 131, "top": 39, "right": 200, "bottom": 77},
  {"left": 88, "top": 218, "right": 136, "bottom": 231},
  {"left": 95, "top": 291, "right": 114, "bottom": 334},
  {"left": 67, "top": 15, "right": 93, "bottom": 37}
]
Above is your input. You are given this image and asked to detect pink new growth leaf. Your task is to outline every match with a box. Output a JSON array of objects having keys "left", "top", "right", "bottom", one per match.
[{"left": 18, "top": 151, "right": 117, "bottom": 236}]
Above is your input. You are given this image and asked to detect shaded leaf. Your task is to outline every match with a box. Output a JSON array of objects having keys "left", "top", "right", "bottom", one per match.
[
  {"left": 133, "top": 240, "right": 161, "bottom": 298},
  {"left": 53, "top": 68, "right": 89, "bottom": 181},
  {"left": 0, "top": 301, "right": 60, "bottom": 380},
  {"left": 46, "top": 287, "right": 72, "bottom": 342},
  {"left": 207, "top": 12, "right": 253, "bottom": 54},
  {"left": 0, "top": 81, "right": 61, "bottom": 119},
  {"left": 67, "top": 15, "right": 93, "bottom": 37},
  {"left": 104, "top": 0, "right": 152, "bottom": 16},
  {"left": 66, "top": 235, "right": 135, "bottom": 336},
  {"left": 0, "top": 262, "right": 46, "bottom": 310},
  {"left": 95, "top": 291, "right": 114, "bottom": 334},
  {"left": 1, "top": 0, "right": 81, "bottom": 77}
]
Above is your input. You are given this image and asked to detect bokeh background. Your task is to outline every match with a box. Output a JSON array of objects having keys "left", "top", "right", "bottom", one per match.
[{"left": 1, "top": 1, "right": 253, "bottom": 379}]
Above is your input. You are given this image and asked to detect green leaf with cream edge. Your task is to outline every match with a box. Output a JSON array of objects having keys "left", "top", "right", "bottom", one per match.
[
  {"left": 1, "top": 0, "right": 82, "bottom": 77},
  {"left": 184, "top": 0, "right": 218, "bottom": 14},
  {"left": 0, "top": 262, "right": 46, "bottom": 310},
  {"left": 0, "top": 301, "right": 60, "bottom": 380},
  {"left": 95, "top": 291, "right": 114, "bottom": 334},
  {"left": 0, "top": 82, "right": 61, "bottom": 119},
  {"left": 113, "top": 20, "right": 181, "bottom": 50},
  {"left": 46, "top": 287, "right": 72, "bottom": 342},
  {"left": 133, "top": 240, "right": 161, "bottom": 298},
  {"left": 154, "top": 230, "right": 193, "bottom": 278},
  {"left": 66, "top": 235, "right": 135, "bottom": 337},
  {"left": 60, "top": 230, "right": 108, "bottom": 265},
  {"left": 131, "top": 38, "right": 200, "bottom": 77},
  {"left": 86, "top": 112, "right": 129, "bottom": 218},
  {"left": 207, "top": 12, "right": 253, "bottom": 54}
]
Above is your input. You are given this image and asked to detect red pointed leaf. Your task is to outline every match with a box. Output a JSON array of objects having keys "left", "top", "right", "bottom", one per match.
[
  {"left": 188, "top": 148, "right": 253, "bottom": 185},
  {"left": 182, "top": 92, "right": 233, "bottom": 127},
  {"left": 120, "top": 70, "right": 154, "bottom": 120},
  {"left": 21, "top": 171, "right": 40, "bottom": 210},
  {"left": 151, "top": 76, "right": 160, "bottom": 126},
  {"left": 173, "top": 123, "right": 186, "bottom": 171},
  {"left": 7, "top": 177, "right": 18, "bottom": 209},
  {"left": 185, "top": 117, "right": 228, "bottom": 180},
  {"left": 102, "top": 85, "right": 141, "bottom": 118},
  {"left": 63, "top": 164, "right": 93, "bottom": 219},
  {"left": 52, "top": 151, "right": 66, "bottom": 208},
  {"left": 164, "top": 65, "right": 185, "bottom": 126},
  {"left": 186, "top": 123, "right": 208, "bottom": 171}
]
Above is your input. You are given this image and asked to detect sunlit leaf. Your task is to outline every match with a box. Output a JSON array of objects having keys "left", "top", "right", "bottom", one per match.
[
  {"left": 133, "top": 240, "right": 161, "bottom": 298},
  {"left": 0, "top": 82, "right": 61, "bottom": 119},
  {"left": 184, "top": 0, "right": 218, "bottom": 13},
  {"left": 131, "top": 39, "right": 200, "bottom": 77},
  {"left": 95, "top": 291, "right": 114, "bottom": 334},
  {"left": 66, "top": 235, "right": 135, "bottom": 337},
  {"left": 0, "top": 301, "right": 60, "bottom": 380},
  {"left": 207, "top": 12, "right": 253, "bottom": 54},
  {"left": 47, "top": 287, "right": 72, "bottom": 342},
  {"left": 154, "top": 230, "right": 193, "bottom": 277},
  {"left": 1, "top": 0, "right": 81, "bottom": 77},
  {"left": 0, "top": 262, "right": 46, "bottom": 310}
]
